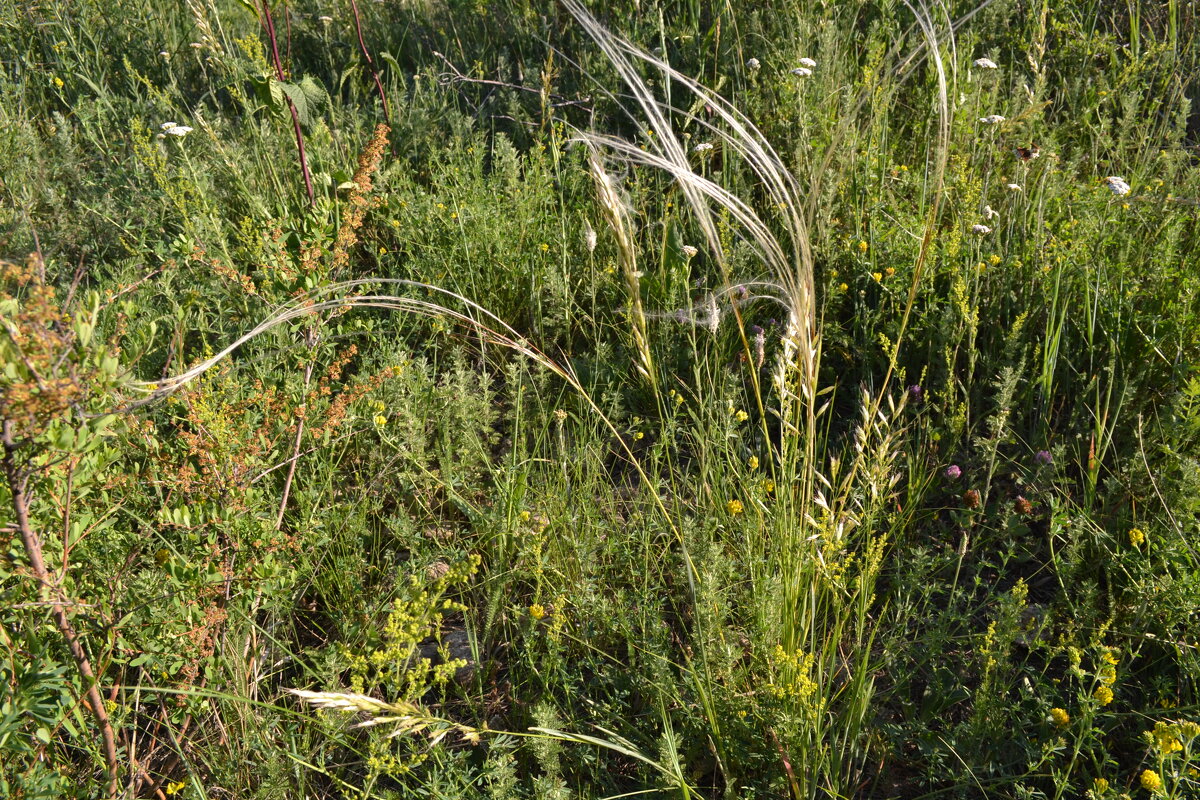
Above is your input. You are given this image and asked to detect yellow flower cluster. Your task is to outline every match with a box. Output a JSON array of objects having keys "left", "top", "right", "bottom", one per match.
[
  {"left": 1139, "top": 769, "right": 1162, "bottom": 792},
  {"left": 768, "top": 646, "right": 822, "bottom": 708},
  {"left": 1129, "top": 528, "right": 1146, "bottom": 547},
  {"left": 1094, "top": 685, "right": 1114, "bottom": 706},
  {"left": 1050, "top": 707, "right": 1071, "bottom": 727},
  {"left": 1092, "top": 777, "right": 1108, "bottom": 794},
  {"left": 1151, "top": 721, "right": 1184, "bottom": 754},
  {"left": 726, "top": 499, "right": 744, "bottom": 515},
  {"left": 1099, "top": 663, "right": 1117, "bottom": 686}
]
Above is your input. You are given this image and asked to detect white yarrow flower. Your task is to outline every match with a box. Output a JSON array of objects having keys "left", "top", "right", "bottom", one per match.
[
  {"left": 790, "top": 67, "right": 812, "bottom": 77},
  {"left": 165, "top": 125, "right": 193, "bottom": 137},
  {"left": 161, "top": 122, "right": 178, "bottom": 130},
  {"left": 681, "top": 245, "right": 698, "bottom": 259},
  {"left": 158, "top": 50, "right": 170, "bottom": 59},
  {"left": 1006, "top": 183, "right": 1023, "bottom": 192},
  {"left": 319, "top": 15, "right": 333, "bottom": 23},
  {"left": 983, "top": 205, "right": 999, "bottom": 220},
  {"left": 974, "top": 58, "right": 999, "bottom": 69},
  {"left": 693, "top": 142, "right": 714, "bottom": 154},
  {"left": 971, "top": 224, "right": 993, "bottom": 235},
  {"left": 798, "top": 57, "right": 817, "bottom": 68},
  {"left": 1104, "top": 176, "right": 1131, "bottom": 196},
  {"left": 746, "top": 57, "right": 761, "bottom": 71},
  {"left": 979, "top": 114, "right": 1006, "bottom": 125}
]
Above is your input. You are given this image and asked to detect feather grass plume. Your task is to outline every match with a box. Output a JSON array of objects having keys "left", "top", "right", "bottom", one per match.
[{"left": 286, "top": 689, "right": 480, "bottom": 745}]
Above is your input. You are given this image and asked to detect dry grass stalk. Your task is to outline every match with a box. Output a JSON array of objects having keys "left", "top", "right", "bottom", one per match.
[{"left": 587, "top": 149, "right": 656, "bottom": 392}]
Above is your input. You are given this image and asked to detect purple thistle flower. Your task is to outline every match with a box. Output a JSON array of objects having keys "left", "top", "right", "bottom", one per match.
[
  {"left": 908, "top": 384, "right": 923, "bottom": 402},
  {"left": 944, "top": 464, "right": 962, "bottom": 480},
  {"left": 1035, "top": 450, "right": 1053, "bottom": 466}
]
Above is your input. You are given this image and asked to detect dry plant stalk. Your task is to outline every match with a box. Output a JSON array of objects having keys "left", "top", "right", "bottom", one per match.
[
  {"left": 276, "top": 123, "right": 391, "bottom": 531},
  {"left": 587, "top": 149, "right": 656, "bottom": 392}
]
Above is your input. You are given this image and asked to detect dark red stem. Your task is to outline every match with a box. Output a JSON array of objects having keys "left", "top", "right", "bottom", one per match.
[
  {"left": 349, "top": 0, "right": 392, "bottom": 124},
  {"left": 260, "top": 0, "right": 314, "bottom": 204}
]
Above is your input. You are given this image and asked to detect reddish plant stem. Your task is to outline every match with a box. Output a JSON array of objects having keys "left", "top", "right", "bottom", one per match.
[
  {"left": 3, "top": 421, "right": 120, "bottom": 797},
  {"left": 349, "top": 0, "right": 392, "bottom": 125},
  {"left": 260, "top": 0, "right": 314, "bottom": 204}
]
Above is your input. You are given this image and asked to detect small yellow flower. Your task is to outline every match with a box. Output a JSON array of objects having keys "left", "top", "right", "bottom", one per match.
[
  {"left": 1093, "top": 777, "right": 1109, "bottom": 795},
  {"left": 373, "top": 414, "right": 387, "bottom": 426},
  {"left": 1099, "top": 664, "right": 1117, "bottom": 685},
  {"left": 529, "top": 603, "right": 546, "bottom": 620},
  {"left": 872, "top": 272, "right": 883, "bottom": 282},
  {"left": 1139, "top": 769, "right": 1162, "bottom": 793},
  {"left": 1095, "top": 685, "right": 1114, "bottom": 706},
  {"left": 858, "top": 240, "right": 869, "bottom": 253},
  {"left": 378, "top": 246, "right": 387, "bottom": 255},
  {"left": 540, "top": 243, "right": 550, "bottom": 252},
  {"left": 735, "top": 410, "right": 749, "bottom": 423},
  {"left": 726, "top": 499, "right": 744, "bottom": 515},
  {"left": 1102, "top": 650, "right": 1119, "bottom": 666},
  {"left": 633, "top": 431, "right": 644, "bottom": 440},
  {"left": 518, "top": 510, "right": 531, "bottom": 522},
  {"left": 1152, "top": 722, "right": 1183, "bottom": 754},
  {"left": 166, "top": 782, "right": 186, "bottom": 796},
  {"left": 748, "top": 456, "right": 759, "bottom": 470},
  {"left": 1129, "top": 528, "right": 1145, "bottom": 547},
  {"left": 53, "top": 76, "right": 64, "bottom": 88},
  {"left": 839, "top": 282, "right": 849, "bottom": 291},
  {"left": 885, "top": 266, "right": 895, "bottom": 277},
  {"left": 762, "top": 479, "right": 775, "bottom": 495},
  {"left": 989, "top": 254, "right": 1002, "bottom": 265},
  {"left": 1050, "top": 707, "right": 1070, "bottom": 727}
]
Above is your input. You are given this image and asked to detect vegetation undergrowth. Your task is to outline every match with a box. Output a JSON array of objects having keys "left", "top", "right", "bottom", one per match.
[{"left": 2, "top": 0, "right": 1199, "bottom": 798}]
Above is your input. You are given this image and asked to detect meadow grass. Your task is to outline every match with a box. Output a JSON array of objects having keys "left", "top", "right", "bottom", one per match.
[{"left": 2, "top": 0, "right": 1200, "bottom": 798}]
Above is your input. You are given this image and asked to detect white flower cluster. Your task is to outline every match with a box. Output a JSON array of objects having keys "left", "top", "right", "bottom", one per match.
[
  {"left": 790, "top": 57, "right": 816, "bottom": 77},
  {"left": 974, "top": 57, "right": 999, "bottom": 69},
  {"left": 160, "top": 121, "right": 193, "bottom": 137},
  {"left": 979, "top": 114, "right": 1006, "bottom": 125},
  {"left": 1104, "top": 176, "right": 1131, "bottom": 196}
]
